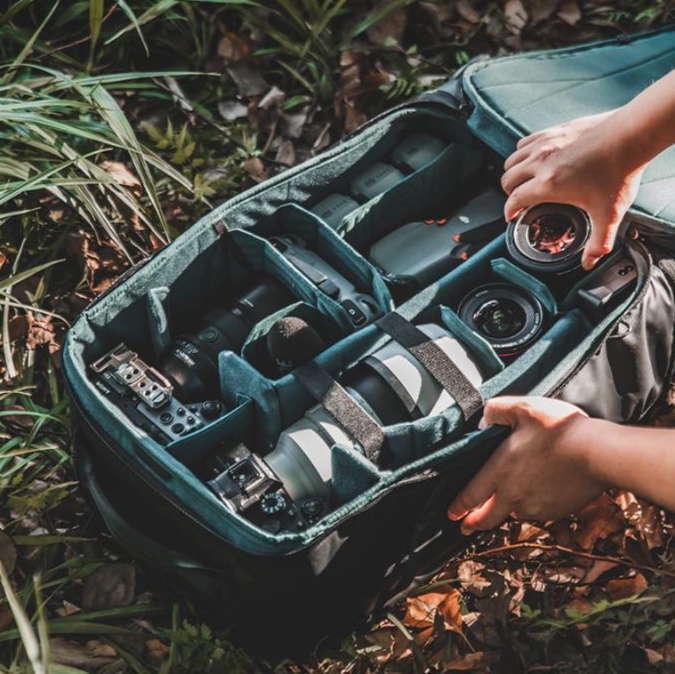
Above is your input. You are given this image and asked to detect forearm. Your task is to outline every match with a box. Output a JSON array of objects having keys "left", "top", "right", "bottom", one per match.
[
  {"left": 579, "top": 417, "right": 675, "bottom": 512},
  {"left": 604, "top": 68, "right": 675, "bottom": 172}
]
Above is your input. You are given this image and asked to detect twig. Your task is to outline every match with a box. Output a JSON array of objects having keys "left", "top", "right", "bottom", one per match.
[{"left": 461, "top": 542, "right": 675, "bottom": 580}]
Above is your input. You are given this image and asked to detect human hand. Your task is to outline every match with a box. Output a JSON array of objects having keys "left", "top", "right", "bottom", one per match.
[
  {"left": 500, "top": 111, "right": 645, "bottom": 270},
  {"left": 448, "top": 396, "right": 607, "bottom": 535}
]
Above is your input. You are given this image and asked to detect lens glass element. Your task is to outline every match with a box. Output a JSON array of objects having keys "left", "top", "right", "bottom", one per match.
[
  {"left": 527, "top": 215, "right": 576, "bottom": 255},
  {"left": 472, "top": 298, "right": 525, "bottom": 338}
]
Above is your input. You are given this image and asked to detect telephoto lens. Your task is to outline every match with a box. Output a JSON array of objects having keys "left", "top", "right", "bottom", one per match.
[
  {"left": 263, "top": 323, "right": 485, "bottom": 502},
  {"left": 458, "top": 283, "right": 545, "bottom": 358},
  {"left": 159, "top": 277, "right": 295, "bottom": 401},
  {"left": 506, "top": 203, "right": 590, "bottom": 275}
]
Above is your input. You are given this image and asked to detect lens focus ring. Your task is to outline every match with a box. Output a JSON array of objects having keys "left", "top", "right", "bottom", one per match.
[{"left": 506, "top": 203, "right": 590, "bottom": 274}]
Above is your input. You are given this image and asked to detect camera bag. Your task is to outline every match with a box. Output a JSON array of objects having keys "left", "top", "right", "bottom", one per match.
[{"left": 63, "top": 25, "right": 675, "bottom": 650}]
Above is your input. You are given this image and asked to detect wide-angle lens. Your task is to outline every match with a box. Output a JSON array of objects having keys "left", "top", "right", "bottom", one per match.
[{"left": 473, "top": 298, "right": 526, "bottom": 338}]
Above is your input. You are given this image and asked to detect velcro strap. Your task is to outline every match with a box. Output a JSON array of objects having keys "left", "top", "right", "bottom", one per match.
[
  {"left": 294, "top": 361, "right": 385, "bottom": 464},
  {"left": 376, "top": 313, "right": 484, "bottom": 422}
]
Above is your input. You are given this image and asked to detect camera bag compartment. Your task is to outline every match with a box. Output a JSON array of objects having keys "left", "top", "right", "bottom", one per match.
[{"left": 64, "top": 25, "right": 675, "bottom": 649}]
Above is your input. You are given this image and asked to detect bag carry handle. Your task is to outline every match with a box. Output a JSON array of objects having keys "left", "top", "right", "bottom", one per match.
[{"left": 376, "top": 312, "right": 484, "bottom": 424}]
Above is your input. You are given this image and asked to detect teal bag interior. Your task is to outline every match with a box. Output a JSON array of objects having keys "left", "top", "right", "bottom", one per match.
[
  {"left": 459, "top": 24, "right": 675, "bottom": 232},
  {"left": 63, "top": 29, "right": 667, "bottom": 555}
]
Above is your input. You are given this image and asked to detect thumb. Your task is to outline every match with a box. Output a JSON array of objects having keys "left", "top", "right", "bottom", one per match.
[
  {"left": 483, "top": 396, "right": 529, "bottom": 428},
  {"left": 581, "top": 210, "right": 621, "bottom": 271}
]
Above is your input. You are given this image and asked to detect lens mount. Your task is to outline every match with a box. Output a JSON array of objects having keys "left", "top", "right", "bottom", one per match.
[
  {"left": 458, "top": 283, "right": 544, "bottom": 357},
  {"left": 506, "top": 203, "right": 590, "bottom": 274}
]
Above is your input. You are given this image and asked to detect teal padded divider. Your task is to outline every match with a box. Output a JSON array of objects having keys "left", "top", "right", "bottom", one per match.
[
  {"left": 338, "top": 142, "right": 489, "bottom": 251},
  {"left": 246, "top": 202, "right": 394, "bottom": 317},
  {"left": 460, "top": 25, "right": 675, "bottom": 229},
  {"left": 490, "top": 257, "right": 558, "bottom": 316}
]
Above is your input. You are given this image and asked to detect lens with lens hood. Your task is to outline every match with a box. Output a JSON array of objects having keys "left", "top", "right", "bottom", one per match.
[
  {"left": 458, "top": 283, "right": 544, "bottom": 357},
  {"left": 160, "top": 277, "right": 294, "bottom": 401},
  {"left": 506, "top": 203, "right": 590, "bottom": 274}
]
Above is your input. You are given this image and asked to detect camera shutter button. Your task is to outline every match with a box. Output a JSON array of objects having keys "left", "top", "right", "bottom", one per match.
[
  {"left": 201, "top": 400, "right": 222, "bottom": 420},
  {"left": 301, "top": 499, "right": 324, "bottom": 519}
]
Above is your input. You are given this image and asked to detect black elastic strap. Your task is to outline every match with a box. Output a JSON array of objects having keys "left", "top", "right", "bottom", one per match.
[
  {"left": 294, "top": 361, "right": 385, "bottom": 464},
  {"left": 376, "top": 312, "right": 484, "bottom": 422}
]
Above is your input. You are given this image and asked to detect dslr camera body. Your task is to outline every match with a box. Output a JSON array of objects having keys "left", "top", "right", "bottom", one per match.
[
  {"left": 270, "top": 234, "right": 382, "bottom": 327},
  {"left": 205, "top": 442, "right": 328, "bottom": 535},
  {"left": 90, "top": 344, "right": 222, "bottom": 444}
]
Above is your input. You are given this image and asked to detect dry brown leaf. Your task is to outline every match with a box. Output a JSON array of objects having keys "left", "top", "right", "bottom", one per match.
[
  {"left": 81, "top": 563, "right": 136, "bottom": 611},
  {"left": 218, "top": 100, "right": 248, "bottom": 121},
  {"left": 27, "top": 316, "right": 58, "bottom": 352},
  {"left": 442, "top": 651, "right": 495, "bottom": 671},
  {"left": 572, "top": 494, "right": 626, "bottom": 551},
  {"left": 557, "top": 0, "right": 581, "bottom": 26},
  {"left": 146, "top": 638, "right": 170, "bottom": 665},
  {"left": 0, "top": 531, "right": 17, "bottom": 576},
  {"left": 404, "top": 589, "right": 463, "bottom": 633},
  {"left": 564, "top": 597, "right": 596, "bottom": 618},
  {"left": 50, "top": 638, "right": 119, "bottom": 669},
  {"left": 0, "top": 604, "right": 13, "bottom": 632},
  {"left": 646, "top": 648, "right": 665, "bottom": 666},
  {"left": 528, "top": 0, "right": 561, "bottom": 24},
  {"left": 7, "top": 315, "right": 29, "bottom": 342},
  {"left": 367, "top": 5, "right": 408, "bottom": 46},
  {"left": 275, "top": 140, "right": 296, "bottom": 167},
  {"left": 504, "top": 0, "right": 528, "bottom": 34},
  {"left": 581, "top": 559, "right": 618, "bottom": 585},
  {"left": 605, "top": 574, "right": 648, "bottom": 601},
  {"left": 367, "top": 627, "right": 411, "bottom": 664},
  {"left": 100, "top": 161, "right": 140, "bottom": 190},
  {"left": 516, "top": 522, "right": 550, "bottom": 542},
  {"left": 226, "top": 61, "right": 269, "bottom": 97},
  {"left": 243, "top": 156, "right": 268, "bottom": 183},
  {"left": 456, "top": 0, "right": 481, "bottom": 23},
  {"left": 217, "top": 31, "right": 250, "bottom": 61}
]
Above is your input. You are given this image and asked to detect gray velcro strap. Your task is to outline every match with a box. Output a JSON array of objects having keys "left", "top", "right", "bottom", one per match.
[
  {"left": 294, "top": 361, "right": 385, "bottom": 464},
  {"left": 376, "top": 312, "right": 484, "bottom": 422}
]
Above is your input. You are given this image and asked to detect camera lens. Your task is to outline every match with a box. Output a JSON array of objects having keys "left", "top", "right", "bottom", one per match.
[
  {"left": 472, "top": 298, "right": 525, "bottom": 339},
  {"left": 458, "top": 283, "right": 544, "bottom": 357},
  {"left": 160, "top": 277, "right": 294, "bottom": 401},
  {"left": 506, "top": 204, "right": 590, "bottom": 274}
]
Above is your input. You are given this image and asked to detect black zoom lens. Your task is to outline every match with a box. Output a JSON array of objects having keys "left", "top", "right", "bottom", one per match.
[
  {"left": 160, "top": 277, "right": 294, "bottom": 401},
  {"left": 458, "top": 283, "right": 544, "bottom": 358},
  {"left": 506, "top": 204, "right": 590, "bottom": 274}
]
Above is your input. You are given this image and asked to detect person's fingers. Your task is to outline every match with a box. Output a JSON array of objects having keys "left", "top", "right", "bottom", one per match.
[
  {"left": 460, "top": 494, "right": 512, "bottom": 535},
  {"left": 581, "top": 212, "right": 621, "bottom": 270},
  {"left": 516, "top": 130, "right": 547, "bottom": 150},
  {"left": 501, "top": 162, "right": 535, "bottom": 195},
  {"left": 447, "top": 466, "right": 497, "bottom": 521},
  {"left": 482, "top": 397, "right": 526, "bottom": 428},
  {"left": 448, "top": 472, "right": 494, "bottom": 521},
  {"left": 503, "top": 146, "right": 533, "bottom": 172},
  {"left": 503, "top": 184, "right": 532, "bottom": 221}
]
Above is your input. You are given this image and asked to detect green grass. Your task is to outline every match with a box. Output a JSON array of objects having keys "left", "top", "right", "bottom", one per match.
[{"left": 1, "top": 1, "right": 675, "bottom": 672}]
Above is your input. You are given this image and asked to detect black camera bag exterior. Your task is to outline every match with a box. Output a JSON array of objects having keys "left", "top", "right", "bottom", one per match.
[{"left": 64, "top": 26, "right": 675, "bottom": 651}]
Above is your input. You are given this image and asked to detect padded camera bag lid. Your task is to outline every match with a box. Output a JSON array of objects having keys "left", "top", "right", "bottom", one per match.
[{"left": 453, "top": 25, "right": 675, "bottom": 231}]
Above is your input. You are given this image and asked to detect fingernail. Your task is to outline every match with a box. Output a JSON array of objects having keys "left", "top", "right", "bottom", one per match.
[{"left": 460, "top": 524, "right": 474, "bottom": 536}]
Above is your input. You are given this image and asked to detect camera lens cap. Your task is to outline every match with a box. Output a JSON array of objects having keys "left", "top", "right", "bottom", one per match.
[{"left": 506, "top": 203, "right": 590, "bottom": 274}]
